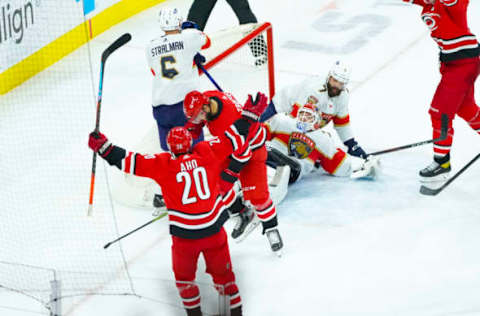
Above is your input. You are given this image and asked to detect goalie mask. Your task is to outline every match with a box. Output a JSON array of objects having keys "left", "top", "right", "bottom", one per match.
[
  {"left": 296, "top": 103, "right": 319, "bottom": 133},
  {"left": 158, "top": 8, "right": 183, "bottom": 31},
  {"left": 167, "top": 127, "right": 193, "bottom": 156},
  {"left": 326, "top": 60, "right": 351, "bottom": 97}
]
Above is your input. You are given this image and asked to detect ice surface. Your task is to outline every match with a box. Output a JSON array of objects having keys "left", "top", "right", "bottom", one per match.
[{"left": 2, "top": 0, "right": 480, "bottom": 315}]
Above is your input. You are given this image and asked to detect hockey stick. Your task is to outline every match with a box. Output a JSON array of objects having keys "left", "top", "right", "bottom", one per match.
[
  {"left": 419, "top": 152, "right": 480, "bottom": 196},
  {"left": 88, "top": 33, "right": 132, "bottom": 216},
  {"left": 103, "top": 212, "right": 167, "bottom": 249},
  {"left": 196, "top": 58, "right": 223, "bottom": 92},
  {"left": 367, "top": 114, "right": 449, "bottom": 156}
]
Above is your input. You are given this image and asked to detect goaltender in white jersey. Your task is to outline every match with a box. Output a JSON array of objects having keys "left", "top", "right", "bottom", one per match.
[{"left": 264, "top": 103, "right": 380, "bottom": 204}]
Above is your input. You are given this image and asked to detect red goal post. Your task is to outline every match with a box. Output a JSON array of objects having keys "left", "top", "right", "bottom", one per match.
[{"left": 201, "top": 22, "right": 276, "bottom": 100}]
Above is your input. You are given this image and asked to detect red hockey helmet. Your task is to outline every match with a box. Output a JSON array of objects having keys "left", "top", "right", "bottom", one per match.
[
  {"left": 184, "top": 90, "right": 209, "bottom": 121},
  {"left": 167, "top": 126, "right": 193, "bottom": 155}
]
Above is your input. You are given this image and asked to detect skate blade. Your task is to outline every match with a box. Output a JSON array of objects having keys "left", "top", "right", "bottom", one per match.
[
  {"left": 419, "top": 173, "right": 449, "bottom": 183},
  {"left": 235, "top": 218, "right": 261, "bottom": 243},
  {"left": 273, "top": 248, "right": 283, "bottom": 258}
]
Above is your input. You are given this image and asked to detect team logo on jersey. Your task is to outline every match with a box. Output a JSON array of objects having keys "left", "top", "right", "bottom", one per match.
[
  {"left": 439, "top": 0, "right": 457, "bottom": 6},
  {"left": 288, "top": 132, "right": 315, "bottom": 159},
  {"left": 307, "top": 95, "right": 318, "bottom": 105},
  {"left": 422, "top": 13, "right": 440, "bottom": 31}
]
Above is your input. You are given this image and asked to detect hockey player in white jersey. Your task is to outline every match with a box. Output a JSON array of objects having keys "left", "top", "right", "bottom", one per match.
[
  {"left": 265, "top": 103, "right": 379, "bottom": 189},
  {"left": 260, "top": 60, "right": 369, "bottom": 160},
  {"left": 142, "top": 8, "right": 210, "bottom": 209},
  {"left": 146, "top": 8, "right": 211, "bottom": 152}
]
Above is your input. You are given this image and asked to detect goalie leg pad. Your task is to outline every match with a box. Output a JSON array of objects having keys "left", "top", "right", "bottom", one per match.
[
  {"left": 267, "top": 147, "right": 301, "bottom": 184},
  {"left": 268, "top": 165, "right": 290, "bottom": 205}
]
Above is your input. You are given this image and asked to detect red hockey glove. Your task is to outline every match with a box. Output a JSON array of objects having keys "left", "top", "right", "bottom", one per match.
[
  {"left": 219, "top": 169, "right": 239, "bottom": 195},
  {"left": 88, "top": 131, "right": 112, "bottom": 157},
  {"left": 242, "top": 92, "right": 268, "bottom": 121},
  {"left": 184, "top": 121, "right": 204, "bottom": 139}
]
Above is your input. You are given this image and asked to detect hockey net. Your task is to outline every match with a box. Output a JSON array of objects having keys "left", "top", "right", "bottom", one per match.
[
  {"left": 0, "top": 2, "right": 134, "bottom": 314},
  {"left": 111, "top": 22, "right": 276, "bottom": 209}
]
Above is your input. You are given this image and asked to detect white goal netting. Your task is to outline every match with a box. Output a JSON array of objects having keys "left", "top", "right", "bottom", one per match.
[{"left": 0, "top": 1, "right": 134, "bottom": 313}]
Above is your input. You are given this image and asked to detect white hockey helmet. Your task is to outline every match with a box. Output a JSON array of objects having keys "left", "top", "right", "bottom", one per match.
[
  {"left": 158, "top": 8, "right": 183, "bottom": 31},
  {"left": 327, "top": 60, "right": 351, "bottom": 85},
  {"left": 296, "top": 103, "right": 319, "bottom": 132}
]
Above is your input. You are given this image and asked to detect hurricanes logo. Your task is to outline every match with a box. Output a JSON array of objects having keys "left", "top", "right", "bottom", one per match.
[
  {"left": 422, "top": 13, "right": 440, "bottom": 31},
  {"left": 288, "top": 132, "right": 315, "bottom": 159}
]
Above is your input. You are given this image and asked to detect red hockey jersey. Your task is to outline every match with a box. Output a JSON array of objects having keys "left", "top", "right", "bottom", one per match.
[
  {"left": 405, "top": 0, "right": 480, "bottom": 62},
  {"left": 203, "top": 90, "right": 267, "bottom": 155},
  {"left": 119, "top": 140, "right": 237, "bottom": 239}
]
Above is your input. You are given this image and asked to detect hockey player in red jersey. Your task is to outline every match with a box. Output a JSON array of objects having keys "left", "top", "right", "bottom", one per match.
[
  {"left": 88, "top": 127, "right": 249, "bottom": 316},
  {"left": 404, "top": 0, "right": 480, "bottom": 182},
  {"left": 183, "top": 90, "right": 284, "bottom": 254}
]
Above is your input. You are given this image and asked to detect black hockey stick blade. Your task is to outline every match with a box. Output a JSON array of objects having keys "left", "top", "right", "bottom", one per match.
[
  {"left": 101, "top": 33, "right": 132, "bottom": 63},
  {"left": 420, "top": 152, "right": 480, "bottom": 196},
  {"left": 419, "top": 185, "right": 441, "bottom": 196}
]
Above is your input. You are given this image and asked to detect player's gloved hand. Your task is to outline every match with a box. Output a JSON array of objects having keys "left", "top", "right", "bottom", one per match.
[
  {"left": 181, "top": 20, "right": 199, "bottom": 30},
  {"left": 193, "top": 53, "right": 206, "bottom": 66},
  {"left": 184, "top": 121, "right": 204, "bottom": 139},
  {"left": 219, "top": 169, "right": 239, "bottom": 195},
  {"left": 242, "top": 92, "right": 269, "bottom": 121},
  {"left": 88, "top": 131, "right": 112, "bottom": 157},
  {"left": 344, "top": 138, "right": 367, "bottom": 159}
]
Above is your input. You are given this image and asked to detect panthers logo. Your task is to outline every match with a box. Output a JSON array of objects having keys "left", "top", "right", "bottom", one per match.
[{"left": 288, "top": 132, "right": 315, "bottom": 159}]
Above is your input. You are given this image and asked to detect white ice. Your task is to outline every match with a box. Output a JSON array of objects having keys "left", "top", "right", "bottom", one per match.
[{"left": 2, "top": 0, "right": 480, "bottom": 315}]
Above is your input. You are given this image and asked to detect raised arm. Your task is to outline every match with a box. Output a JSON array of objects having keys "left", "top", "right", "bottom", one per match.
[{"left": 88, "top": 131, "right": 169, "bottom": 179}]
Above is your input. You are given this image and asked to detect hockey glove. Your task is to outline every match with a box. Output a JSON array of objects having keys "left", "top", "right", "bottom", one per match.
[
  {"left": 193, "top": 53, "right": 206, "bottom": 66},
  {"left": 181, "top": 21, "right": 199, "bottom": 30},
  {"left": 344, "top": 138, "right": 367, "bottom": 159},
  {"left": 89, "top": 131, "right": 113, "bottom": 158},
  {"left": 219, "top": 169, "right": 239, "bottom": 195},
  {"left": 184, "top": 121, "right": 205, "bottom": 139},
  {"left": 242, "top": 92, "right": 269, "bottom": 121}
]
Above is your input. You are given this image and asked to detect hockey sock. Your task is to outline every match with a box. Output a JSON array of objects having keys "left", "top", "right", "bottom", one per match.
[{"left": 432, "top": 116, "right": 453, "bottom": 159}]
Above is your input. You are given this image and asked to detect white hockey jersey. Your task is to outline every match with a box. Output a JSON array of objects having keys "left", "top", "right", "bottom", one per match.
[
  {"left": 272, "top": 77, "right": 354, "bottom": 142},
  {"left": 265, "top": 113, "right": 352, "bottom": 180},
  {"left": 145, "top": 29, "right": 209, "bottom": 106}
]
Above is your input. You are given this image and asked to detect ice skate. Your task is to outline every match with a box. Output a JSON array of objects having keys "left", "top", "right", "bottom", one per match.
[
  {"left": 152, "top": 194, "right": 166, "bottom": 217},
  {"left": 153, "top": 194, "right": 165, "bottom": 208},
  {"left": 419, "top": 160, "right": 451, "bottom": 183},
  {"left": 231, "top": 206, "right": 258, "bottom": 242},
  {"left": 265, "top": 227, "right": 283, "bottom": 256}
]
